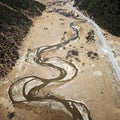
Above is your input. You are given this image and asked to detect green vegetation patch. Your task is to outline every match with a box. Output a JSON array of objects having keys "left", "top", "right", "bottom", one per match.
[
  {"left": 0, "top": 0, "right": 46, "bottom": 17},
  {"left": 76, "top": 0, "right": 120, "bottom": 36},
  {"left": 0, "top": 0, "right": 46, "bottom": 78}
]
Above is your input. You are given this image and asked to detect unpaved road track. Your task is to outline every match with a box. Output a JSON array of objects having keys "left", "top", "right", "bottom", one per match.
[{"left": 67, "top": 2, "right": 120, "bottom": 80}]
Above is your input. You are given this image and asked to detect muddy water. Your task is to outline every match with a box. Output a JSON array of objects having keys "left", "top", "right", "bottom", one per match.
[{"left": 8, "top": 23, "right": 92, "bottom": 120}]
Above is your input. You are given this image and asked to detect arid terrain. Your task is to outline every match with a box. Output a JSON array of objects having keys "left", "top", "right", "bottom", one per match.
[{"left": 0, "top": 0, "right": 120, "bottom": 120}]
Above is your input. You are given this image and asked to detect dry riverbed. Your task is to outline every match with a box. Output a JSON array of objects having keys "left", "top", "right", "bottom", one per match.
[{"left": 0, "top": 0, "right": 120, "bottom": 120}]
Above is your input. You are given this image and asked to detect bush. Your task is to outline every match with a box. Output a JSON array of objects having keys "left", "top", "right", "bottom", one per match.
[
  {"left": 76, "top": 0, "right": 120, "bottom": 36},
  {"left": 0, "top": 0, "right": 45, "bottom": 78},
  {"left": 0, "top": 0, "right": 46, "bottom": 17}
]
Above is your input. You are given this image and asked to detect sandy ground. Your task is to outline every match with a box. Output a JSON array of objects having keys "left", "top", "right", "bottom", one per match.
[{"left": 0, "top": 0, "right": 120, "bottom": 120}]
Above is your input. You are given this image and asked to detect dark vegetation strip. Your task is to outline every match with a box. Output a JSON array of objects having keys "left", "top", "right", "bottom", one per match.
[
  {"left": 0, "top": 0, "right": 46, "bottom": 78},
  {"left": 74, "top": 0, "right": 120, "bottom": 36}
]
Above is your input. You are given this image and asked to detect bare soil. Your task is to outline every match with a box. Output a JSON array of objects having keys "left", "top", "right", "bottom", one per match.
[{"left": 0, "top": 0, "right": 120, "bottom": 120}]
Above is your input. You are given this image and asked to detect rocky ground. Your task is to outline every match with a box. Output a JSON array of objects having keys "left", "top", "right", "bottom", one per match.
[{"left": 0, "top": 0, "right": 120, "bottom": 120}]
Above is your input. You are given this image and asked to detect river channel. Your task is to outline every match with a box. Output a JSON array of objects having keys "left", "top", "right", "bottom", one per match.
[{"left": 8, "top": 22, "right": 92, "bottom": 120}]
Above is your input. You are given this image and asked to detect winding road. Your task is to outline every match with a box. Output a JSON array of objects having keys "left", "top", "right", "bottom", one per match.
[
  {"left": 9, "top": 22, "right": 92, "bottom": 120},
  {"left": 66, "top": 2, "right": 120, "bottom": 80}
]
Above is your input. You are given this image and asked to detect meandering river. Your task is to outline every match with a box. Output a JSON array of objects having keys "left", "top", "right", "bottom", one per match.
[{"left": 8, "top": 22, "right": 92, "bottom": 120}]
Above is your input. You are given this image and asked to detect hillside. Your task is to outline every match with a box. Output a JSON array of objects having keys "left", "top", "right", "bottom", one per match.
[
  {"left": 74, "top": 0, "right": 120, "bottom": 36},
  {"left": 0, "top": 0, "right": 45, "bottom": 78}
]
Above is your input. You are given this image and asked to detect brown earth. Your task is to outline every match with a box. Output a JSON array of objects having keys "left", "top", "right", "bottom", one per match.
[{"left": 0, "top": 0, "right": 120, "bottom": 120}]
